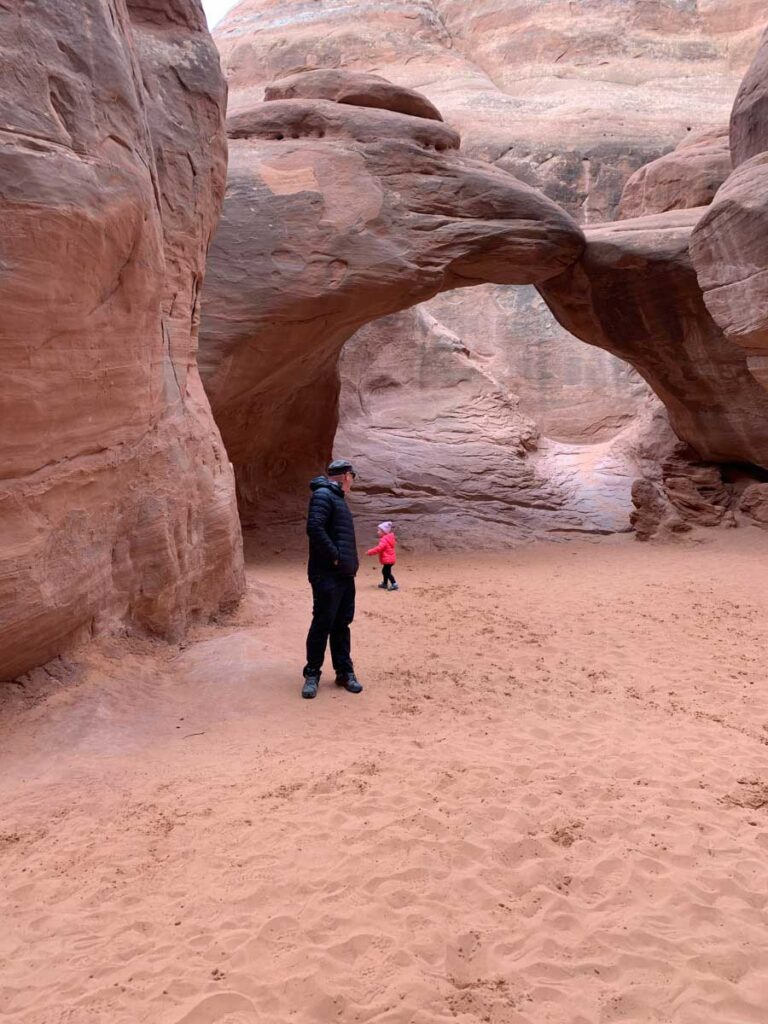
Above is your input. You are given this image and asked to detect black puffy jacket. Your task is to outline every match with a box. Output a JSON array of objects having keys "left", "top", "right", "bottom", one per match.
[{"left": 306, "top": 477, "right": 359, "bottom": 578}]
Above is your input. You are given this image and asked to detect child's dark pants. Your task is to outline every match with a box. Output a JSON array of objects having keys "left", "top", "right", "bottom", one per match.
[{"left": 382, "top": 565, "right": 397, "bottom": 587}]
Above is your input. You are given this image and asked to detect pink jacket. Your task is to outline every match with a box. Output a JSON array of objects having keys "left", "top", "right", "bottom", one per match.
[{"left": 366, "top": 531, "right": 396, "bottom": 565}]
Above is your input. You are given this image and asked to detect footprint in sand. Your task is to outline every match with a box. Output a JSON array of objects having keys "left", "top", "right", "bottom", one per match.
[
  {"left": 445, "top": 928, "right": 488, "bottom": 984},
  {"left": 166, "top": 992, "right": 257, "bottom": 1024}
]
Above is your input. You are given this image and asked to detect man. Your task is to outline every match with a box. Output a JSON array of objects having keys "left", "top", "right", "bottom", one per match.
[{"left": 302, "top": 458, "right": 363, "bottom": 699}]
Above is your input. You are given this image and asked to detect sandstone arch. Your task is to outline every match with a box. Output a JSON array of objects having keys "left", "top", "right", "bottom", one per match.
[
  {"left": 200, "top": 68, "right": 768, "bottom": 527},
  {"left": 199, "top": 73, "right": 585, "bottom": 518}
]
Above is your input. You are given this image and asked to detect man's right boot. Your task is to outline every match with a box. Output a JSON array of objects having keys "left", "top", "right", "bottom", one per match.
[
  {"left": 302, "top": 670, "right": 321, "bottom": 699},
  {"left": 335, "top": 672, "right": 363, "bottom": 694}
]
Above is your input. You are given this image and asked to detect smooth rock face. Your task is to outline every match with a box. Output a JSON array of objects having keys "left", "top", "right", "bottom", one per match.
[
  {"left": 423, "top": 285, "right": 648, "bottom": 444},
  {"left": 688, "top": 25, "right": 768, "bottom": 396},
  {"left": 199, "top": 84, "right": 584, "bottom": 518},
  {"left": 690, "top": 25, "right": 768, "bottom": 395},
  {"left": 618, "top": 128, "right": 732, "bottom": 219},
  {"left": 690, "top": 153, "right": 768, "bottom": 390},
  {"left": 0, "top": 1, "right": 243, "bottom": 679},
  {"left": 539, "top": 209, "right": 768, "bottom": 468},
  {"left": 730, "top": 24, "right": 768, "bottom": 166}
]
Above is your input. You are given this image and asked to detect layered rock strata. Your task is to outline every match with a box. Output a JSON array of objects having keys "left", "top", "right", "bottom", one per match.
[
  {"left": 336, "top": 306, "right": 645, "bottom": 547},
  {"left": 0, "top": 1, "right": 243, "bottom": 680},
  {"left": 217, "top": 0, "right": 762, "bottom": 217}
]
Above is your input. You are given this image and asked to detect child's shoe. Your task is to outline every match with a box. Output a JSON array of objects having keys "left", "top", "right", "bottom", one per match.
[
  {"left": 377, "top": 582, "right": 388, "bottom": 589},
  {"left": 389, "top": 583, "right": 399, "bottom": 591}
]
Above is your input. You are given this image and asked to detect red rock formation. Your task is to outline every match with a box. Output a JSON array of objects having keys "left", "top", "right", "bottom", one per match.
[
  {"left": 690, "top": 154, "right": 768, "bottom": 390},
  {"left": 264, "top": 69, "right": 443, "bottom": 122},
  {"left": 208, "top": 0, "right": 768, "bottom": 540},
  {"left": 740, "top": 483, "right": 768, "bottom": 527},
  {"left": 423, "top": 284, "right": 649, "bottom": 443},
  {"left": 0, "top": 1, "right": 243, "bottom": 680},
  {"left": 731, "top": 24, "right": 768, "bottom": 166},
  {"left": 199, "top": 81, "right": 585, "bottom": 519},
  {"left": 618, "top": 129, "right": 732, "bottom": 220},
  {"left": 216, "top": 0, "right": 763, "bottom": 219},
  {"left": 538, "top": 209, "right": 768, "bottom": 468},
  {"left": 336, "top": 306, "right": 643, "bottom": 546},
  {"left": 690, "top": 27, "right": 768, "bottom": 393}
]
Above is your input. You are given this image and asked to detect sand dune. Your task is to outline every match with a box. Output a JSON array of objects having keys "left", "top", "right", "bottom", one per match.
[{"left": 2, "top": 530, "right": 768, "bottom": 1023}]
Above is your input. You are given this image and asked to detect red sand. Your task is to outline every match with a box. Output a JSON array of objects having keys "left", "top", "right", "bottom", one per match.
[{"left": 2, "top": 530, "right": 768, "bottom": 1023}]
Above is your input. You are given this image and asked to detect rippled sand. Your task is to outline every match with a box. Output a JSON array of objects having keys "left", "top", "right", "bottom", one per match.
[{"left": 2, "top": 529, "right": 768, "bottom": 1024}]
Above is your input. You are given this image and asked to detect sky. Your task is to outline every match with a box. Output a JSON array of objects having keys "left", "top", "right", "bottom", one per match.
[{"left": 201, "top": 0, "right": 238, "bottom": 28}]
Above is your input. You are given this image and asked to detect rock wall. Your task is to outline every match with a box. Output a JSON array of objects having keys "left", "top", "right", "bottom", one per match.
[
  {"left": 691, "top": 26, "right": 768, "bottom": 391},
  {"left": 336, "top": 305, "right": 649, "bottom": 548},
  {"left": 216, "top": 0, "right": 762, "bottom": 216},
  {"left": 420, "top": 286, "right": 648, "bottom": 444},
  {"left": 0, "top": 0, "right": 244, "bottom": 680}
]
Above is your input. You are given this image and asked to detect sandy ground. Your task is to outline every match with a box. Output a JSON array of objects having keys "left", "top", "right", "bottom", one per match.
[{"left": 2, "top": 529, "right": 768, "bottom": 1024}]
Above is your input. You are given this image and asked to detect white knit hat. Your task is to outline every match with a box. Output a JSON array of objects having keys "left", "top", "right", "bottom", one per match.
[{"left": 377, "top": 521, "right": 393, "bottom": 533}]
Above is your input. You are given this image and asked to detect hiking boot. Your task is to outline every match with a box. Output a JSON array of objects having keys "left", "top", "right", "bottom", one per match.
[
  {"left": 335, "top": 672, "right": 363, "bottom": 694},
  {"left": 302, "top": 671, "right": 320, "bottom": 699}
]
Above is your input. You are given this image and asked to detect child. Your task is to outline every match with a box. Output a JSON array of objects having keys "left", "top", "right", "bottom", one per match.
[{"left": 366, "top": 521, "right": 399, "bottom": 590}]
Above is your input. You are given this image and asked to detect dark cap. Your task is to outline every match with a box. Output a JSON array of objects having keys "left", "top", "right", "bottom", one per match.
[{"left": 327, "top": 458, "right": 357, "bottom": 478}]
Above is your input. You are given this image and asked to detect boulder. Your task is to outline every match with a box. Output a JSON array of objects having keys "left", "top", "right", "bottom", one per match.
[
  {"left": 731, "top": 24, "right": 768, "bottom": 166},
  {"left": 690, "top": 153, "right": 768, "bottom": 391},
  {"left": 618, "top": 129, "right": 732, "bottom": 219},
  {"left": 630, "top": 480, "right": 683, "bottom": 541},
  {"left": 264, "top": 69, "right": 443, "bottom": 122},
  {"left": 740, "top": 482, "right": 768, "bottom": 526}
]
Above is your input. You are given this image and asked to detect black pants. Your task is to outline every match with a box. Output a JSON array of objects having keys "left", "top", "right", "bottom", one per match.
[
  {"left": 304, "top": 574, "right": 355, "bottom": 677},
  {"left": 382, "top": 565, "right": 397, "bottom": 586}
]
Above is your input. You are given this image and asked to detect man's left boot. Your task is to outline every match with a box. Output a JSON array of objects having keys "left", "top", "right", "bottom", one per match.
[
  {"left": 302, "top": 669, "right": 321, "bottom": 699},
  {"left": 335, "top": 672, "right": 363, "bottom": 694}
]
